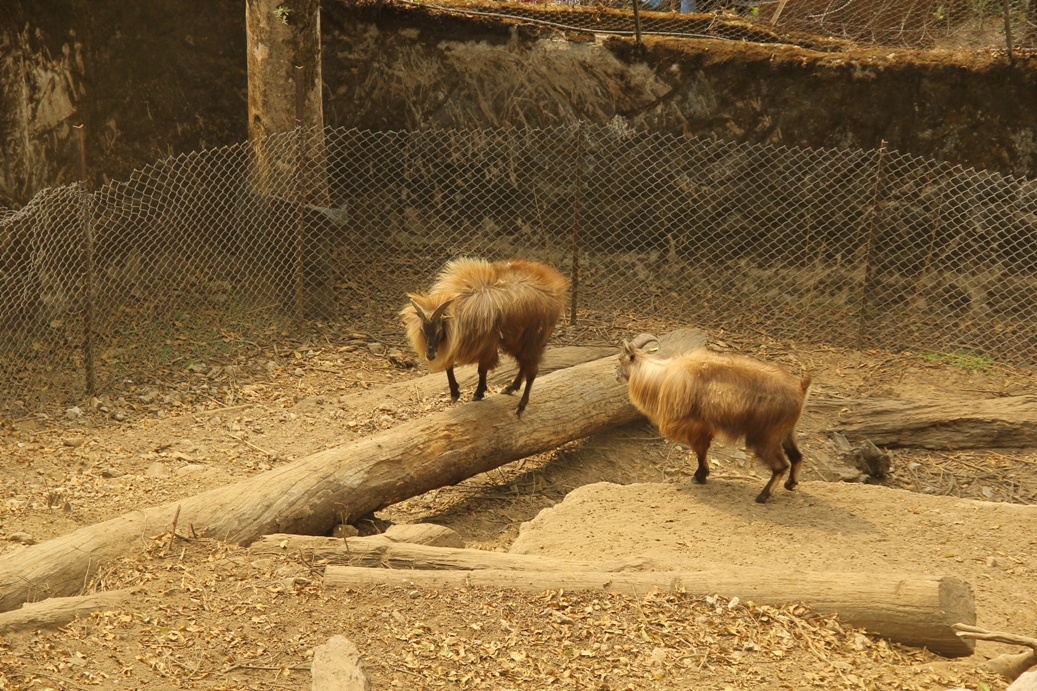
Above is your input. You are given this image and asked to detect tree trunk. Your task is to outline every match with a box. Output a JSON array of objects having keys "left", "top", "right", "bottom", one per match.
[
  {"left": 324, "top": 565, "right": 976, "bottom": 658},
  {"left": 0, "top": 329, "right": 706, "bottom": 615},
  {"left": 250, "top": 533, "right": 657, "bottom": 572},
  {"left": 245, "top": 0, "right": 334, "bottom": 319},
  {"left": 814, "top": 395, "right": 1037, "bottom": 449}
]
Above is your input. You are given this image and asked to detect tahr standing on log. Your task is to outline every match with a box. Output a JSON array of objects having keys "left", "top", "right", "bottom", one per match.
[{"left": 401, "top": 258, "right": 570, "bottom": 415}]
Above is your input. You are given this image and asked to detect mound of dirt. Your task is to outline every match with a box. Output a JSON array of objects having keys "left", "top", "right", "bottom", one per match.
[{"left": 510, "top": 480, "right": 1037, "bottom": 659}]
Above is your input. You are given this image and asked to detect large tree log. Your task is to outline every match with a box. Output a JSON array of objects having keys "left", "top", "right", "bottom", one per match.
[
  {"left": 0, "top": 329, "right": 706, "bottom": 614},
  {"left": 813, "top": 395, "right": 1037, "bottom": 449},
  {"left": 251, "top": 533, "right": 657, "bottom": 572},
  {"left": 324, "top": 566, "right": 976, "bottom": 658},
  {"left": 315, "top": 344, "right": 616, "bottom": 413},
  {"left": 198, "top": 345, "right": 615, "bottom": 421}
]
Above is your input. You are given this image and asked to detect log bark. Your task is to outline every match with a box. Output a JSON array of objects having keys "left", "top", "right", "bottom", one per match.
[
  {"left": 251, "top": 533, "right": 657, "bottom": 572},
  {"left": 814, "top": 395, "right": 1037, "bottom": 449},
  {"left": 0, "top": 589, "right": 135, "bottom": 634},
  {"left": 379, "top": 524, "right": 464, "bottom": 548},
  {"left": 246, "top": 0, "right": 333, "bottom": 319},
  {"left": 324, "top": 565, "right": 976, "bottom": 658},
  {"left": 289, "top": 344, "right": 617, "bottom": 418},
  {"left": 0, "top": 329, "right": 706, "bottom": 614}
]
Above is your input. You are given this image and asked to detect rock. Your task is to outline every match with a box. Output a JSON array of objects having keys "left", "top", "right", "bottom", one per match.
[
  {"left": 100, "top": 467, "right": 124, "bottom": 478},
  {"left": 8, "top": 532, "right": 35, "bottom": 545},
  {"left": 854, "top": 440, "right": 891, "bottom": 478},
  {"left": 65, "top": 406, "right": 83, "bottom": 420},
  {"left": 387, "top": 348, "right": 416, "bottom": 369},
  {"left": 367, "top": 342, "right": 385, "bottom": 355},
  {"left": 1009, "top": 669, "right": 1037, "bottom": 691},
  {"left": 63, "top": 436, "right": 86, "bottom": 448},
  {"left": 145, "top": 462, "right": 169, "bottom": 478}
]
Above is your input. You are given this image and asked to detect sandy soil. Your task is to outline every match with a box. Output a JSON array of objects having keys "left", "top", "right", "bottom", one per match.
[{"left": 1, "top": 321, "right": 1036, "bottom": 690}]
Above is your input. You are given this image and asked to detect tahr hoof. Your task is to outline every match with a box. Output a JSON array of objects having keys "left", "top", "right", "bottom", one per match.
[{"left": 755, "top": 493, "right": 770, "bottom": 504}]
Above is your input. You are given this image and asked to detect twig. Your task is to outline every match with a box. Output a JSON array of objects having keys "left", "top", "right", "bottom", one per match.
[
  {"left": 194, "top": 403, "right": 263, "bottom": 417},
  {"left": 171, "top": 505, "right": 181, "bottom": 540},
  {"left": 34, "top": 673, "right": 89, "bottom": 690},
  {"left": 220, "top": 663, "right": 311, "bottom": 674},
  {"left": 953, "top": 624, "right": 1037, "bottom": 651},
  {"left": 227, "top": 432, "right": 276, "bottom": 457}
]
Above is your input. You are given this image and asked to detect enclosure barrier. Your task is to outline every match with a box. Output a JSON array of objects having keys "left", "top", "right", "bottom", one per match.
[
  {"left": 401, "top": 0, "right": 1036, "bottom": 53},
  {"left": 1, "top": 123, "right": 1036, "bottom": 411}
]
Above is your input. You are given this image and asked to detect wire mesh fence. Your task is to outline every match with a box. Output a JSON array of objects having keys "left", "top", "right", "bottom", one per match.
[
  {"left": 2, "top": 123, "right": 1036, "bottom": 412},
  {"left": 403, "top": 0, "right": 1036, "bottom": 52}
]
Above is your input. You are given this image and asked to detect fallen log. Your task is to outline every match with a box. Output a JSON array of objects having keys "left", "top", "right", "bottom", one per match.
[
  {"left": 0, "top": 329, "right": 706, "bottom": 614},
  {"left": 286, "top": 344, "right": 617, "bottom": 419},
  {"left": 379, "top": 523, "right": 464, "bottom": 548},
  {"left": 251, "top": 533, "right": 657, "bottom": 571},
  {"left": 814, "top": 395, "right": 1037, "bottom": 449},
  {"left": 324, "top": 565, "right": 976, "bottom": 658},
  {"left": 0, "top": 589, "right": 135, "bottom": 634}
]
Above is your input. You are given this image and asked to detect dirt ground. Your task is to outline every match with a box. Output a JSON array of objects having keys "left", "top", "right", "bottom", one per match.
[{"left": 1, "top": 317, "right": 1036, "bottom": 690}]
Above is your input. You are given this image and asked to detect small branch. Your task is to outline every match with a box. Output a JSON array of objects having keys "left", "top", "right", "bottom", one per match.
[
  {"left": 227, "top": 433, "right": 276, "bottom": 457},
  {"left": 954, "top": 623, "right": 1037, "bottom": 681},
  {"left": 953, "top": 623, "right": 1037, "bottom": 651}
]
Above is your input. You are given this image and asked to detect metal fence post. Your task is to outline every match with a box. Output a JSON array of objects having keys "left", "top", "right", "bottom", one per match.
[
  {"left": 1003, "top": 0, "right": 1015, "bottom": 60},
  {"left": 293, "top": 65, "right": 307, "bottom": 326},
  {"left": 570, "top": 124, "right": 585, "bottom": 327},
  {"left": 856, "top": 140, "right": 888, "bottom": 350},
  {"left": 74, "top": 124, "right": 97, "bottom": 397},
  {"left": 632, "top": 0, "right": 643, "bottom": 48}
]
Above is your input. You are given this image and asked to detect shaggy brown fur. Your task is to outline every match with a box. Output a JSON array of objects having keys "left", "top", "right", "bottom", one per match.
[
  {"left": 617, "top": 334, "right": 812, "bottom": 503},
  {"left": 401, "top": 258, "right": 570, "bottom": 415}
]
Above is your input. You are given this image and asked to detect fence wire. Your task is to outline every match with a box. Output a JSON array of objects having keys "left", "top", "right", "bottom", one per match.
[
  {"left": 2, "top": 124, "right": 1036, "bottom": 412},
  {"left": 402, "top": 0, "right": 1036, "bottom": 51}
]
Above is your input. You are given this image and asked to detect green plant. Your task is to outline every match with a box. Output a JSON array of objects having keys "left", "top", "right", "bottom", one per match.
[
  {"left": 274, "top": 4, "right": 292, "bottom": 24},
  {"left": 919, "top": 350, "right": 996, "bottom": 372}
]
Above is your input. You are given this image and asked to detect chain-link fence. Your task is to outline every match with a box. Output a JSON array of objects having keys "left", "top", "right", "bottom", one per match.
[
  {"left": 2, "top": 123, "right": 1036, "bottom": 411},
  {"left": 412, "top": 0, "right": 1036, "bottom": 51}
]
